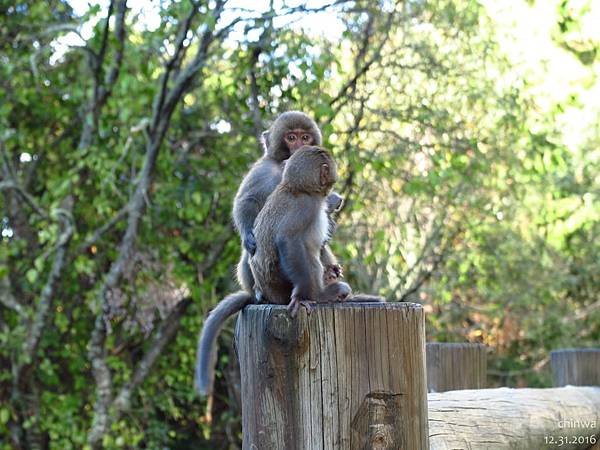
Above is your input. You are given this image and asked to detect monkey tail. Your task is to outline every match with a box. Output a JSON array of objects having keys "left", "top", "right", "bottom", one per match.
[{"left": 195, "top": 290, "right": 253, "bottom": 397}]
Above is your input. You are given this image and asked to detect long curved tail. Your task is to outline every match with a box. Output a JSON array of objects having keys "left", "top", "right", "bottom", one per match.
[{"left": 195, "top": 291, "right": 252, "bottom": 396}]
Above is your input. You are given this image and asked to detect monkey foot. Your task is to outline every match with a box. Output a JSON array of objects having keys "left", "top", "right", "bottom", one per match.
[{"left": 287, "top": 298, "right": 315, "bottom": 317}]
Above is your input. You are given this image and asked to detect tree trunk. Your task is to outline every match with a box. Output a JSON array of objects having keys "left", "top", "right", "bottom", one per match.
[{"left": 235, "top": 302, "right": 428, "bottom": 450}]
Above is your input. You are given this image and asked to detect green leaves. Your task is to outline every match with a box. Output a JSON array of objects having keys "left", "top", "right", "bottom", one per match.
[{"left": 1, "top": 0, "right": 599, "bottom": 446}]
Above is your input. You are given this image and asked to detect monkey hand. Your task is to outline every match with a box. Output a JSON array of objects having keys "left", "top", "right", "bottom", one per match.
[
  {"left": 243, "top": 231, "right": 257, "bottom": 255},
  {"left": 323, "top": 264, "right": 343, "bottom": 284},
  {"left": 326, "top": 192, "right": 344, "bottom": 213}
]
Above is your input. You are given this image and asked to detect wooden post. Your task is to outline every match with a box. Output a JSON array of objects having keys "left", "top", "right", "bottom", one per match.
[
  {"left": 552, "top": 348, "right": 600, "bottom": 387},
  {"left": 426, "top": 343, "right": 487, "bottom": 392},
  {"left": 235, "top": 302, "right": 428, "bottom": 450}
]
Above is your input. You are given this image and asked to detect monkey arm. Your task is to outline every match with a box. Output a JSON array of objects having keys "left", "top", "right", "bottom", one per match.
[
  {"left": 233, "top": 159, "right": 282, "bottom": 255},
  {"left": 232, "top": 192, "right": 260, "bottom": 254},
  {"left": 320, "top": 245, "right": 338, "bottom": 267}
]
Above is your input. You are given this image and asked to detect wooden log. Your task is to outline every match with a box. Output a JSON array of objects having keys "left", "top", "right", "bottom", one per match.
[
  {"left": 235, "top": 302, "right": 428, "bottom": 450},
  {"left": 429, "top": 386, "right": 600, "bottom": 450},
  {"left": 552, "top": 348, "right": 600, "bottom": 387},
  {"left": 426, "top": 342, "right": 487, "bottom": 392}
]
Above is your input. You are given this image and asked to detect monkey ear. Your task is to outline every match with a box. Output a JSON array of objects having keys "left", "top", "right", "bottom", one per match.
[
  {"left": 261, "top": 131, "right": 270, "bottom": 152},
  {"left": 320, "top": 163, "right": 330, "bottom": 187}
]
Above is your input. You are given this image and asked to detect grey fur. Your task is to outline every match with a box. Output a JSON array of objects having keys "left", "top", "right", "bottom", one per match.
[
  {"left": 232, "top": 111, "right": 335, "bottom": 291},
  {"left": 196, "top": 114, "right": 336, "bottom": 397},
  {"left": 250, "top": 146, "right": 352, "bottom": 315},
  {"left": 195, "top": 291, "right": 253, "bottom": 396}
]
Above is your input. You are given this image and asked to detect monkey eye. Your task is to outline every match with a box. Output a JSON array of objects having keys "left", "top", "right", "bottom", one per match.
[
  {"left": 301, "top": 134, "right": 311, "bottom": 142},
  {"left": 286, "top": 133, "right": 297, "bottom": 141}
]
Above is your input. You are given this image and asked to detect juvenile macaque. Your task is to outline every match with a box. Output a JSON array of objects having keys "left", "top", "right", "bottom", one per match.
[
  {"left": 196, "top": 114, "right": 346, "bottom": 397},
  {"left": 233, "top": 111, "right": 342, "bottom": 292},
  {"left": 196, "top": 145, "right": 383, "bottom": 396},
  {"left": 196, "top": 146, "right": 346, "bottom": 396},
  {"left": 250, "top": 146, "right": 352, "bottom": 316}
]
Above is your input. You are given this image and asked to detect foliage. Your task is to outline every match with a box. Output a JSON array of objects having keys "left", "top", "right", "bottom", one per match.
[{"left": 0, "top": 0, "right": 598, "bottom": 448}]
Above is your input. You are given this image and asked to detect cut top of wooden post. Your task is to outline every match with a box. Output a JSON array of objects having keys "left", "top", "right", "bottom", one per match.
[{"left": 235, "top": 301, "right": 429, "bottom": 450}]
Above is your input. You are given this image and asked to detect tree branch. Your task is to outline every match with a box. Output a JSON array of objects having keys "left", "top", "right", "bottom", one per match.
[
  {"left": 112, "top": 298, "right": 192, "bottom": 412},
  {"left": 22, "top": 206, "right": 75, "bottom": 363},
  {"left": 0, "top": 181, "right": 50, "bottom": 220},
  {"left": 247, "top": 6, "right": 274, "bottom": 145},
  {"left": 97, "top": 0, "right": 127, "bottom": 106},
  {"left": 399, "top": 223, "right": 462, "bottom": 302},
  {"left": 87, "top": 3, "right": 234, "bottom": 446},
  {"left": 0, "top": 275, "right": 25, "bottom": 317},
  {"left": 151, "top": 3, "right": 200, "bottom": 132},
  {"left": 80, "top": 0, "right": 127, "bottom": 150},
  {"left": 75, "top": 205, "right": 129, "bottom": 254},
  {"left": 328, "top": 8, "right": 396, "bottom": 116},
  {"left": 95, "top": 1, "right": 116, "bottom": 77}
]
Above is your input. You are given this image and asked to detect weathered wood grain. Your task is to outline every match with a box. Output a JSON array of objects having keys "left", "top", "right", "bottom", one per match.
[
  {"left": 426, "top": 343, "right": 487, "bottom": 392},
  {"left": 552, "top": 348, "right": 600, "bottom": 387},
  {"left": 235, "top": 302, "right": 428, "bottom": 450},
  {"left": 429, "top": 386, "right": 600, "bottom": 450}
]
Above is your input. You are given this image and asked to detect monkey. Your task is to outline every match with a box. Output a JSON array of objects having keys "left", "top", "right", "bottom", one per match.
[
  {"left": 195, "top": 146, "right": 382, "bottom": 396},
  {"left": 232, "top": 111, "right": 343, "bottom": 293},
  {"left": 250, "top": 147, "right": 385, "bottom": 313},
  {"left": 195, "top": 146, "right": 351, "bottom": 395},
  {"left": 250, "top": 146, "right": 353, "bottom": 316},
  {"left": 196, "top": 113, "right": 333, "bottom": 397}
]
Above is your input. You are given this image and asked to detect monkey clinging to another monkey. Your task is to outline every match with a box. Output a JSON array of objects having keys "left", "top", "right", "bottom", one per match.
[
  {"left": 196, "top": 112, "right": 341, "bottom": 396},
  {"left": 250, "top": 146, "right": 353, "bottom": 316},
  {"left": 196, "top": 112, "right": 383, "bottom": 397},
  {"left": 196, "top": 144, "right": 382, "bottom": 396},
  {"left": 196, "top": 146, "right": 347, "bottom": 395},
  {"left": 233, "top": 111, "right": 343, "bottom": 294}
]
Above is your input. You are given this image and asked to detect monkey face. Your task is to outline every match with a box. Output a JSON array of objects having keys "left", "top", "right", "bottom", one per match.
[
  {"left": 284, "top": 129, "right": 315, "bottom": 153},
  {"left": 264, "top": 111, "right": 322, "bottom": 162}
]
